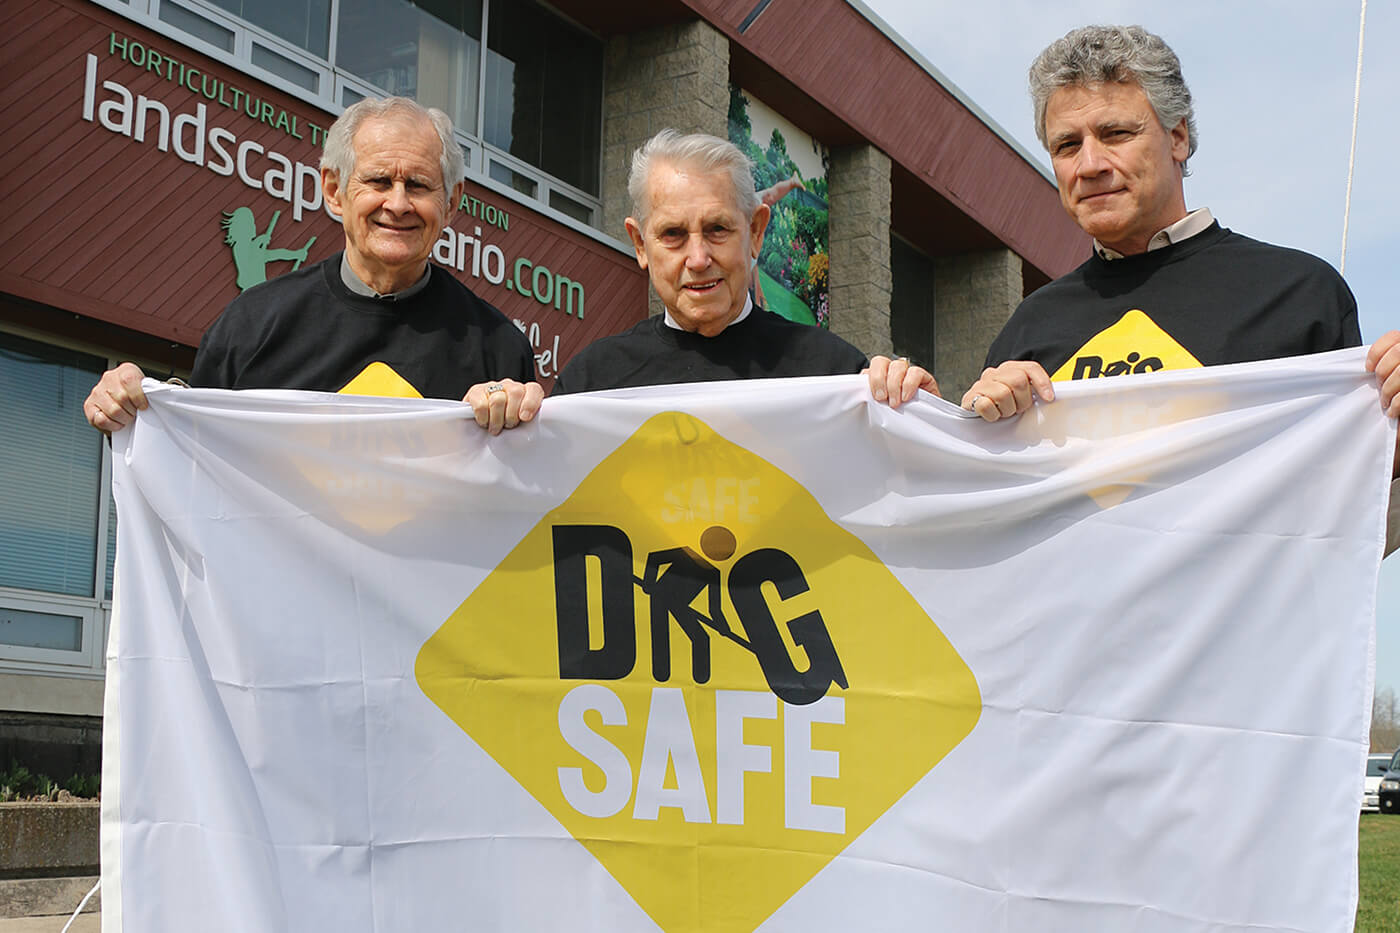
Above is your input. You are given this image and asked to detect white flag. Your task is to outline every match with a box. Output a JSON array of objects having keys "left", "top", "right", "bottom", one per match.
[{"left": 102, "top": 348, "right": 1394, "bottom": 933}]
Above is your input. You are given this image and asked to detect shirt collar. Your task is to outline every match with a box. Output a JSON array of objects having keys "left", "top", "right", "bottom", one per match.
[
  {"left": 1094, "top": 207, "right": 1215, "bottom": 261},
  {"left": 340, "top": 253, "right": 432, "bottom": 300},
  {"left": 662, "top": 293, "right": 754, "bottom": 332}
]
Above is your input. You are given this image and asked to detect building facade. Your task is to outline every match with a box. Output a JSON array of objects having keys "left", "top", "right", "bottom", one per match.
[{"left": 0, "top": 0, "right": 1084, "bottom": 757}]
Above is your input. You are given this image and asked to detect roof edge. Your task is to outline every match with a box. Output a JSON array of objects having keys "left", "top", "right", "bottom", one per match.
[{"left": 841, "top": 0, "right": 1055, "bottom": 186}]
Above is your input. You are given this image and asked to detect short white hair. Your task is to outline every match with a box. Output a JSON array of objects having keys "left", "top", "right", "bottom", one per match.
[
  {"left": 320, "top": 96, "right": 464, "bottom": 206},
  {"left": 628, "top": 129, "right": 760, "bottom": 225}
]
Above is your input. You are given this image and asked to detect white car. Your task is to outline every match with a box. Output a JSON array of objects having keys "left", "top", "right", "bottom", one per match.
[{"left": 1364, "top": 753, "right": 1390, "bottom": 812}]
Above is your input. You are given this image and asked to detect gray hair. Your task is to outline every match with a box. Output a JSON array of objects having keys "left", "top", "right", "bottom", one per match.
[
  {"left": 628, "top": 129, "right": 761, "bottom": 225},
  {"left": 1029, "top": 25, "right": 1197, "bottom": 172},
  {"left": 320, "top": 96, "right": 465, "bottom": 206}
]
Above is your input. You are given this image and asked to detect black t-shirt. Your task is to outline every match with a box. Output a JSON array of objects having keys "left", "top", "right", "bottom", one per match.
[
  {"left": 191, "top": 255, "right": 534, "bottom": 398},
  {"left": 986, "top": 224, "right": 1360, "bottom": 378},
  {"left": 553, "top": 311, "right": 868, "bottom": 395}
]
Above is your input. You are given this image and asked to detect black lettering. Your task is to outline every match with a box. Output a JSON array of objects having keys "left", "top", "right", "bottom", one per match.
[
  {"left": 552, "top": 525, "right": 636, "bottom": 680},
  {"left": 727, "top": 549, "right": 847, "bottom": 705},
  {"left": 640, "top": 547, "right": 732, "bottom": 685},
  {"left": 1134, "top": 356, "right": 1164, "bottom": 374},
  {"left": 1072, "top": 355, "right": 1103, "bottom": 379},
  {"left": 1102, "top": 359, "right": 1132, "bottom": 377}
]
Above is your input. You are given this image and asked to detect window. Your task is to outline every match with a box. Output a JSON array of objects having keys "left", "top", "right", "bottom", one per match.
[
  {"left": 207, "top": 0, "right": 329, "bottom": 57},
  {"left": 159, "top": 1, "right": 235, "bottom": 52},
  {"left": 135, "top": 0, "right": 602, "bottom": 220},
  {"left": 0, "top": 332, "right": 113, "bottom": 671},
  {"left": 889, "top": 234, "right": 936, "bottom": 368},
  {"left": 336, "top": 0, "right": 482, "bottom": 136},
  {"left": 483, "top": 1, "right": 601, "bottom": 196}
]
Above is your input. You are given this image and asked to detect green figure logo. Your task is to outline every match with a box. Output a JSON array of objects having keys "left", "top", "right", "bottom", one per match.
[{"left": 222, "top": 206, "right": 317, "bottom": 291}]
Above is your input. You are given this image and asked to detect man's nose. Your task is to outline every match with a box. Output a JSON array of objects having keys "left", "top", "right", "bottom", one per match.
[
  {"left": 1076, "top": 136, "right": 1110, "bottom": 175},
  {"left": 384, "top": 181, "right": 412, "bottom": 212},
  {"left": 684, "top": 233, "right": 711, "bottom": 269}
]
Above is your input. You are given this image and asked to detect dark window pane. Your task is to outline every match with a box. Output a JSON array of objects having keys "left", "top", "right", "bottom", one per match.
[
  {"left": 0, "top": 607, "right": 83, "bottom": 653},
  {"left": 0, "top": 333, "right": 105, "bottom": 597},
  {"left": 484, "top": 0, "right": 601, "bottom": 195},
  {"left": 336, "top": 0, "right": 482, "bottom": 135},
  {"left": 889, "top": 234, "right": 936, "bottom": 367},
  {"left": 252, "top": 42, "right": 320, "bottom": 92},
  {"left": 159, "top": 2, "right": 236, "bottom": 52},
  {"left": 549, "top": 189, "right": 592, "bottom": 225},
  {"left": 489, "top": 161, "right": 536, "bottom": 198},
  {"left": 206, "top": 0, "right": 330, "bottom": 57}
]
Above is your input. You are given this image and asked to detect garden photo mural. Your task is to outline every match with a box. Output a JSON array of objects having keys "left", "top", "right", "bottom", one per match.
[{"left": 728, "top": 86, "right": 830, "bottom": 327}]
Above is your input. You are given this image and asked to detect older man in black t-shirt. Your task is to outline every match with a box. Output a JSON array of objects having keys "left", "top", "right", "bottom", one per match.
[{"left": 85, "top": 96, "right": 536, "bottom": 436}]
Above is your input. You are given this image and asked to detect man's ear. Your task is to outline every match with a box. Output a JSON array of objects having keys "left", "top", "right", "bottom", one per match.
[
  {"left": 624, "top": 217, "right": 648, "bottom": 270},
  {"left": 446, "top": 180, "right": 464, "bottom": 223},
  {"left": 322, "top": 168, "right": 344, "bottom": 220},
  {"left": 749, "top": 203, "right": 771, "bottom": 257},
  {"left": 1169, "top": 117, "right": 1190, "bottom": 166}
]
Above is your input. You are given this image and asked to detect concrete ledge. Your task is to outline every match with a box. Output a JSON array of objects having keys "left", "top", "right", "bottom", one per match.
[
  {"left": 0, "top": 803, "right": 99, "bottom": 877},
  {"left": 0, "top": 876, "right": 99, "bottom": 920}
]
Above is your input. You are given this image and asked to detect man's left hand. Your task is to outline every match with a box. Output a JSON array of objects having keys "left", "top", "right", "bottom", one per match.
[
  {"left": 465, "top": 379, "right": 543, "bottom": 435},
  {"left": 865, "top": 356, "right": 940, "bottom": 408}
]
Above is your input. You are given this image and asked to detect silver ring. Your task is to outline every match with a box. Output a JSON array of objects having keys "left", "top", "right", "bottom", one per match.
[
  {"left": 486, "top": 383, "right": 506, "bottom": 395},
  {"left": 969, "top": 394, "right": 984, "bottom": 409}
]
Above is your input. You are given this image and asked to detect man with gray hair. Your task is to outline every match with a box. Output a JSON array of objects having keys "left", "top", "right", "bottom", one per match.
[
  {"left": 553, "top": 129, "right": 935, "bottom": 404},
  {"left": 956, "top": 24, "right": 1399, "bottom": 552},
  {"left": 85, "top": 96, "right": 538, "bottom": 435}
]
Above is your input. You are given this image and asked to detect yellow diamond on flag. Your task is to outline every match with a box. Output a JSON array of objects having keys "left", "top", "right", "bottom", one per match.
[{"left": 416, "top": 412, "right": 981, "bottom": 932}]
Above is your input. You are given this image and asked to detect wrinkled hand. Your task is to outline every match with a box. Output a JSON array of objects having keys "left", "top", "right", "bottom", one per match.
[
  {"left": 85, "top": 362, "right": 148, "bottom": 434},
  {"left": 464, "top": 378, "right": 543, "bottom": 435},
  {"left": 864, "top": 356, "right": 940, "bottom": 408},
  {"left": 960, "top": 360, "right": 1054, "bottom": 422}
]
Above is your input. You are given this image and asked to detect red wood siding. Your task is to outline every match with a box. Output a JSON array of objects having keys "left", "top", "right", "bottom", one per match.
[{"left": 0, "top": 0, "right": 648, "bottom": 386}]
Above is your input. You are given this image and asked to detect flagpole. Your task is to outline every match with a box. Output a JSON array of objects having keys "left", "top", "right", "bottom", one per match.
[{"left": 1340, "top": 0, "right": 1366, "bottom": 275}]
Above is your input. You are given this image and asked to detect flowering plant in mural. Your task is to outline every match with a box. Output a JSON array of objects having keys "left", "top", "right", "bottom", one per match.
[{"left": 728, "top": 85, "right": 831, "bottom": 327}]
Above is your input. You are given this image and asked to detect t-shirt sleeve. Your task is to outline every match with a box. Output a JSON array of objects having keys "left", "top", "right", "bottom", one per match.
[
  {"left": 188, "top": 307, "right": 239, "bottom": 389},
  {"left": 475, "top": 297, "right": 536, "bottom": 385},
  {"left": 550, "top": 348, "right": 593, "bottom": 395},
  {"left": 505, "top": 330, "right": 535, "bottom": 384},
  {"left": 1335, "top": 279, "right": 1362, "bottom": 350}
]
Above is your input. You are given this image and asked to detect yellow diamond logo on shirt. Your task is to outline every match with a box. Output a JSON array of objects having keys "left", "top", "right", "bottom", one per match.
[
  {"left": 1051, "top": 309, "right": 1202, "bottom": 381},
  {"left": 416, "top": 412, "right": 981, "bottom": 932},
  {"left": 337, "top": 361, "right": 424, "bottom": 398},
  {"left": 1049, "top": 309, "right": 1205, "bottom": 508}
]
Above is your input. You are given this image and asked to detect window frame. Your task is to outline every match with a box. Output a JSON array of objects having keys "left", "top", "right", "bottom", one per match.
[
  {"left": 101, "top": 0, "right": 605, "bottom": 231},
  {"left": 0, "top": 588, "right": 106, "bottom": 671},
  {"left": 0, "top": 328, "right": 120, "bottom": 679}
]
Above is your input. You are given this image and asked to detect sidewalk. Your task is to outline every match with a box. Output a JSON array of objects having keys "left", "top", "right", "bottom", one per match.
[
  {"left": 0, "top": 917, "right": 98, "bottom": 932},
  {"left": 0, "top": 876, "right": 99, "bottom": 932}
]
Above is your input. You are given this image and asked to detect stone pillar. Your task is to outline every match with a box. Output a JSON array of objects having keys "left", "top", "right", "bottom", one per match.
[
  {"left": 601, "top": 20, "right": 729, "bottom": 242},
  {"left": 600, "top": 21, "right": 728, "bottom": 317},
  {"left": 932, "top": 248, "right": 1023, "bottom": 399},
  {"left": 827, "top": 144, "right": 893, "bottom": 357}
]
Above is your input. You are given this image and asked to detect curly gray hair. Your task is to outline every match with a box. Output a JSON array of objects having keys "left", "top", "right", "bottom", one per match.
[
  {"left": 320, "top": 96, "right": 464, "bottom": 207},
  {"left": 628, "top": 129, "right": 761, "bottom": 225},
  {"left": 1029, "top": 25, "right": 1197, "bottom": 172}
]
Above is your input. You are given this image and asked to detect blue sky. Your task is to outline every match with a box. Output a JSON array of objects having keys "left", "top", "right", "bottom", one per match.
[{"left": 860, "top": 0, "right": 1400, "bottom": 695}]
